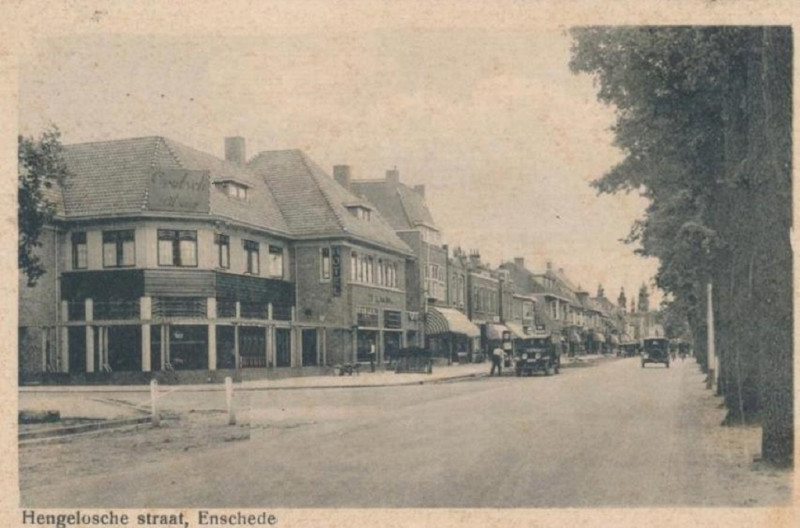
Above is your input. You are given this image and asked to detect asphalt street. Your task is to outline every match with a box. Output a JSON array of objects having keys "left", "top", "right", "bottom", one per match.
[{"left": 21, "top": 357, "right": 789, "bottom": 507}]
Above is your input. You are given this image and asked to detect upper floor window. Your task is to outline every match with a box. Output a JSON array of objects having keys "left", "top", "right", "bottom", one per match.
[
  {"left": 158, "top": 230, "right": 198, "bottom": 267},
  {"left": 268, "top": 245, "right": 284, "bottom": 278},
  {"left": 214, "top": 234, "right": 230, "bottom": 269},
  {"left": 346, "top": 205, "right": 372, "bottom": 221},
  {"left": 216, "top": 180, "right": 249, "bottom": 201},
  {"left": 320, "top": 247, "right": 331, "bottom": 280},
  {"left": 351, "top": 251, "right": 398, "bottom": 288},
  {"left": 244, "top": 240, "right": 260, "bottom": 275},
  {"left": 71, "top": 232, "right": 87, "bottom": 269},
  {"left": 102, "top": 230, "right": 135, "bottom": 268}
]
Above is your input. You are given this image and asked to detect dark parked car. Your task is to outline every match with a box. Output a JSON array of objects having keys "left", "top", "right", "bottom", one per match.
[
  {"left": 641, "top": 337, "right": 670, "bottom": 368},
  {"left": 514, "top": 334, "right": 561, "bottom": 376}
]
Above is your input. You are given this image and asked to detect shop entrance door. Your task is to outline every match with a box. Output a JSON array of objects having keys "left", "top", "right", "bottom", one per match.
[
  {"left": 301, "top": 329, "right": 318, "bottom": 366},
  {"left": 275, "top": 328, "right": 291, "bottom": 367}
]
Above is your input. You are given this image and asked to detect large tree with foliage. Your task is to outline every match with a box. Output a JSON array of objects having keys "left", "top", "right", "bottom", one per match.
[
  {"left": 570, "top": 27, "right": 792, "bottom": 466},
  {"left": 18, "top": 126, "right": 69, "bottom": 286}
]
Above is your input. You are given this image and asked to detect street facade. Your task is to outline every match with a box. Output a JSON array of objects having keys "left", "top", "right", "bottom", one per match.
[{"left": 19, "top": 137, "right": 663, "bottom": 384}]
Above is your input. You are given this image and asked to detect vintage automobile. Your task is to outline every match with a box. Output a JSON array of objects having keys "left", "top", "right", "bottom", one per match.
[
  {"left": 514, "top": 333, "right": 561, "bottom": 376},
  {"left": 641, "top": 337, "right": 670, "bottom": 368}
]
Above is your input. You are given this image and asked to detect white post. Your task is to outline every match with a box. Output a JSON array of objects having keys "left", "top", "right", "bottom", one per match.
[
  {"left": 150, "top": 379, "right": 160, "bottom": 427},
  {"left": 706, "top": 282, "right": 715, "bottom": 390},
  {"left": 225, "top": 376, "right": 236, "bottom": 425}
]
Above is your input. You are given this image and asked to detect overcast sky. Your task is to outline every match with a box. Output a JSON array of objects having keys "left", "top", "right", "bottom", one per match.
[{"left": 19, "top": 28, "right": 661, "bottom": 306}]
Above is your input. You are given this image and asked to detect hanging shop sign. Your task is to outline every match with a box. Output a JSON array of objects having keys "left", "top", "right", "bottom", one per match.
[{"left": 331, "top": 246, "right": 342, "bottom": 297}]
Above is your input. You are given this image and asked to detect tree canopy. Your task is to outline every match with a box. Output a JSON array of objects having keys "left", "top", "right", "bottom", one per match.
[
  {"left": 18, "top": 126, "right": 69, "bottom": 286},
  {"left": 570, "top": 26, "right": 793, "bottom": 466}
]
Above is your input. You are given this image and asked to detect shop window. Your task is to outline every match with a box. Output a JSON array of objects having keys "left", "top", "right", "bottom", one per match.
[
  {"left": 244, "top": 240, "right": 260, "bottom": 275},
  {"left": 357, "top": 306, "right": 379, "bottom": 327},
  {"left": 158, "top": 230, "right": 198, "bottom": 267},
  {"left": 384, "top": 310, "right": 402, "bottom": 329},
  {"left": 215, "top": 234, "right": 230, "bottom": 269},
  {"left": 102, "top": 230, "right": 135, "bottom": 268}
]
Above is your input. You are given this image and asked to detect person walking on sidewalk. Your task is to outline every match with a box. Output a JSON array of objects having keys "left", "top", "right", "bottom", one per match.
[
  {"left": 368, "top": 343, "right": 376, "bottom": 373},
  {"left": 490, "top": 345, "right": 504, "bottom": 376}
]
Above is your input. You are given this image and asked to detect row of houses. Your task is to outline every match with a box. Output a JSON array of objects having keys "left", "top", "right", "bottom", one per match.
[{"left": 18, "top": 135, "right": 656, "bottom": 382}]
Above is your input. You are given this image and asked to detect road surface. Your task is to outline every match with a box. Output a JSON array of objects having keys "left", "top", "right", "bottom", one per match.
[{"left": 20, "top": 357, "right": 790, "bottom": 507}]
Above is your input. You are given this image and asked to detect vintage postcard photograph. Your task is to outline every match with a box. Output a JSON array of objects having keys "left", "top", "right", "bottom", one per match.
[{"left": 4, "top": 1, "right": 797, "bottom": 527}]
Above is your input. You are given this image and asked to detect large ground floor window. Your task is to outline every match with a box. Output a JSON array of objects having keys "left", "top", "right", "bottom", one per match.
[
  {"left": 357, "top": 330, "right": 378, "bottom": 362},
  {"left": 275, "top": 328, "right": 291, "bottom": 367},
  {"left": 239, "top": 326, "right": 267, "bottom": 368},
  {"left": 167, "top": 325, "right": 208, "bottom": 370}
]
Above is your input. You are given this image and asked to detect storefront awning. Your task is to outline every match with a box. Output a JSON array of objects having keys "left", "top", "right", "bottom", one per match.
[
  {"left": 505, "top": 322, "right": 528, "bottom": 339},
  {"left": 593, "top": 331, "right": 606, "bottom": 343},
  {"left": 485, "top": 323, "right": 511, "bottom": 341},
  {"left": 608, "top": 334, "right": 620, "bottom": 345},
  {"left": 568, "top": 330, "right": 581, "bottom": 343},
  {"left": 426, "top": 307, "right": 480, "bottom": 338}
]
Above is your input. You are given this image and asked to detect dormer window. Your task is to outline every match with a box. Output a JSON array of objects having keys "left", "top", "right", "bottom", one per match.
[
  {"left": 346, "top": 205, "right": 372, "bottom": 221},
  {"left": 214, "top": 178, "right": 250, "bottom": 201}
]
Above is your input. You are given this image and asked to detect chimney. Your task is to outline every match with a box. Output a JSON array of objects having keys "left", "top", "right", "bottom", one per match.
[
  {"left": 333, "top": 165, "right": 351, "bottom": 190},
  {"left": 514, "top": 257, "right": 525, "bottom": 268},
  {"left": 558, "top": 267, "right": 564, "bottom": 275},
  {"left": 386, "top": 168, "right": 400, "bottom": 184},
  {"left": 413, "top": 184, "right": 425, "bottom": 198},
  {"left": 225, "top": 137, "right": 246, "bottom": 165},
  {"left": 546, "top": 261, "right": 553, "bottom": 272}
]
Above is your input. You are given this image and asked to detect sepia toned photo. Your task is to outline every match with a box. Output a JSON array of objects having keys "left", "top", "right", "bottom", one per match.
[{"left": 5, "top": 2, "right": 797, "bottom": 526}]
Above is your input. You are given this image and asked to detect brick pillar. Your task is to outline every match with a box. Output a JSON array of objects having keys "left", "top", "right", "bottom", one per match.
[
  {"left": 85, "top": 298, "right": 94, "bottom": 373},
  {"left": 207, "top": 297, "right": 217, "bottom": 370},
  {"left": 141, "top": 297, "right": 152, "bottom": 372}
]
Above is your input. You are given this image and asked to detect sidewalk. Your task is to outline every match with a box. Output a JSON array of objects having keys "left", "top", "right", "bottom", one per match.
[{"left": 19, "top": 355, "right": 616, "bottom": 395}]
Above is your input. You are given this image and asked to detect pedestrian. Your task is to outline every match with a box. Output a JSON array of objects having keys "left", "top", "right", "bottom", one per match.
[
  {"left": 490, "top": 344, "right": 504, "bottom": 376},
  {"left": 368, "top": 343, "right": 376, "bottom": 373}
]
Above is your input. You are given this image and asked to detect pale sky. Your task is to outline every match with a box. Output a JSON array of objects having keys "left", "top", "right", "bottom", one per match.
[{"left": 19, "top": 28, "right": 661, "bottom": 306}]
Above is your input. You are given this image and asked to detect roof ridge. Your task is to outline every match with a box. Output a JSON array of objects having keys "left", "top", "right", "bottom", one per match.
[
  {"left": 298, "top": 151, "right": 345, "bottom": 232},
  {"left": 394, "top": 186, "right": 415, "bottom": 228},
  {"left": 64, "top": 135, "right": 163, "bottom": 148},
  {"left": 141, "top": 137, "right": 163, "bottom": 211}
]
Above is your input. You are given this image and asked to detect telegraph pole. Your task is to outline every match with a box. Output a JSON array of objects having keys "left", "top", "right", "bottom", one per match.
[{"left": 706, "top": 281, "right": 716, "bottom": 390}]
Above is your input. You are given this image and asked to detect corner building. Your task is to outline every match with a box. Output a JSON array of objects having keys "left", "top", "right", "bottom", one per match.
[{"left": 19, "top": 136, "right": 415, "bottom": 382}]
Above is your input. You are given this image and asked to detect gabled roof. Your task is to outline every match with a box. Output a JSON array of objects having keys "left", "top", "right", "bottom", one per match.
[
  {"left": 351, "top": 179, "right": 437, "bottom": 231},
  {"left": 248, "top": 150, "right": 412, "bottom": 255},
  {"left": 57, "top": 136, "right": 290, "bottom": 234}
]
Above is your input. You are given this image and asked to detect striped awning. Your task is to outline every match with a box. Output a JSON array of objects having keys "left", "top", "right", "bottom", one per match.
[{"left": 426, "top": 307, "right": 480, "bottom": 338}]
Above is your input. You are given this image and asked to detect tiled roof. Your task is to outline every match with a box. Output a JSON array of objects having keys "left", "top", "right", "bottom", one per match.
[
  {"left": 351, "top": 179, "right": 437, "bottom": 231},
  {"left": 58, "top": 137, "right": 290, "bottom": 234},
  {"left": 248, "top": 150, "right": 412, "bottom": 254}
]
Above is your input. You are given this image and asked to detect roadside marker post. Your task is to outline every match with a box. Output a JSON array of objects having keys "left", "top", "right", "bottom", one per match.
[
  {"left": 150, "top": 379, "right": 160, "bottom": 427},
  {"left": 225, "top": 376, "right": 236, "bottom": 425}
]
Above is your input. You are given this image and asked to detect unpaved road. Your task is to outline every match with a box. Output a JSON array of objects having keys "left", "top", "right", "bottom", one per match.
[{"left": 20, "top": 357, "right": 790, "bottom": 507}]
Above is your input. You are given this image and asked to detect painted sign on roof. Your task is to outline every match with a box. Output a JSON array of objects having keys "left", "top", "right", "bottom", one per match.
[{"left": 148, "top": 169, "right": 210, "bottom": 213}]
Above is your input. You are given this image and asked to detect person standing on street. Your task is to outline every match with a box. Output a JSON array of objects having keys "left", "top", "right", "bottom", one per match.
[
  {"left": 368, "top": 343, "right": 376, "bottom": 372},
  {"left": 490, "top": 344, "right": 504, "bottom": 376}
]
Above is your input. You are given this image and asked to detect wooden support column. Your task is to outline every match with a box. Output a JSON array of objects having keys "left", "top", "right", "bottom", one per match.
[
  {"left": 85, "top": 298, "right": 94, "bottom": 373},
  {"left": 207, "top": 297, "right": 217, "bottom": 370},
  {"left": 60, "top": 301, "right": 69, "bottom": 373},
  {"left": 141, "top": 296, "right": 152, "bottom": 372}
]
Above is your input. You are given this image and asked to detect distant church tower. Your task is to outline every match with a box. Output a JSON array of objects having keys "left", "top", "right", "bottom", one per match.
[
  {"left": 618, "top": 287, "right": 627, "bottom": 312},
  {"left": 638, "top": 284, "right": 650, "bottom": 313}
]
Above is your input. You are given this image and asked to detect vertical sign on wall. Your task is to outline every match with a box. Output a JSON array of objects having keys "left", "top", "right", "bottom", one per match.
[{"left": 331, "top": 246, "right": 342, "bottom": 297}]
